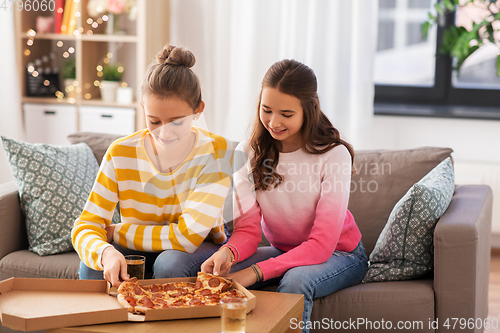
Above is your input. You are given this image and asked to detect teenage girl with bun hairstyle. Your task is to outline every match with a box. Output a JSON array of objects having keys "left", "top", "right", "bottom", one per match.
[
  {"left": 73, "top": 45, "right": 233, "bottom": 288},
  {"left": 202, "top": 59, "right": 367, "bottom": 332}
]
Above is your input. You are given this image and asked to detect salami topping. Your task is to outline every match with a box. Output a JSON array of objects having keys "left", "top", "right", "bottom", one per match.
[
  {"left": 199, "top": 289, "right": 212, "bottom": 296},
  {"left": 170, "top": 290, "right": 182, "bottom": 297},
  {"left": 134, "top": 286, "right": 144, "bottom": 295},
  {"left": 188, "top": 299, "right": 202, "bottom": 306},
  {"left": 208, "top": 277, "right": 220, "bottom": 287},
  {"left": 173, "top": 300, "right": 185, "bottom": 307},
  {"left": 164, "top": 284, "right": 176, "bottom": 291},
  {"left": 195, "top": 280, "right": 202, "bottom": 289}
]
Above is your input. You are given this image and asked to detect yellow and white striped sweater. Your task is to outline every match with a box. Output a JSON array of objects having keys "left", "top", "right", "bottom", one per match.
[{"left": 72, "top": 127, "right": 232, "bottom": 271}]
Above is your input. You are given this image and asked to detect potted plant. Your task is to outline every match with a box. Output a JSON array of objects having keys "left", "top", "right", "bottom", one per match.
[
  {"left": 100, "top": 63, "right": 123, "bottom": 102},
  {"left": 61, "top": 59, "right": 76, "bottom": 98},
  {"left": 423, "top": 0, "right": 500, "bottom": 76}
]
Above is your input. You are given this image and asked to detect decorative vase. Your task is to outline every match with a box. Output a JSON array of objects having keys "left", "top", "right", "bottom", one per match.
[
  {"left": 106, "top": 13, "right": 117, "bottom": 35},
  {"left": 64, "top": 78, "right": 76, "bottom": 99},
  {"left": 116, "top": 87, "right": 133, "bottom": 104},
  {"left": 100, "top": 81, "right": 120, "bottom": 102}
]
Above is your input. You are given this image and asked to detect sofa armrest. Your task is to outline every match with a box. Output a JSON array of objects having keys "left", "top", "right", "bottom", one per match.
[
  {"left": 434, "top": 184, "right": 492, "bottom": 333},
  {"left": 0, "top": 181, "right": 28, "bottom": 260}
]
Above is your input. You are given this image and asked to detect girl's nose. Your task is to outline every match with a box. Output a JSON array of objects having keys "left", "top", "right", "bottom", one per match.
[
  {"left": 269, "top": 115, "right": 280, "bottom": 128},
  {"left": 157, "top": 123, "right": 172, "bottom": 138}
]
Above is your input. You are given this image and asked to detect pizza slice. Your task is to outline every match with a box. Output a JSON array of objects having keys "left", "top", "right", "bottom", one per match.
[
  {"left": 117, "top": 277, "right": 153, "bottom": 313},
  {"left": 195, "top": 272, "right": 233, "bottom": 294}
]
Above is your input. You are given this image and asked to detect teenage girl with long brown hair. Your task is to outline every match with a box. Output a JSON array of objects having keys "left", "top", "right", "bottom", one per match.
[{"left": 202, "top": 59, "right": 367, "bottom": 332}]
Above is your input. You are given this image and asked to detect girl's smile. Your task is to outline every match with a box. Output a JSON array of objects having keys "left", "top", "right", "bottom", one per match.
[{"left": 270, "top": 127, "right": 287, "bottom": 135}]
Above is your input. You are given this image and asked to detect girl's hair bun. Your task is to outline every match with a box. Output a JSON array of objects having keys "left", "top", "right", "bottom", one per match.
[{"left": 156, "top": 44, "right": 196, "bottom": 68}]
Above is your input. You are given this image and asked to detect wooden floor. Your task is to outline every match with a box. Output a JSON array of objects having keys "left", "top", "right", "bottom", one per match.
[{"left": 486, "top": 253, "right": 500, "bottom": 333}]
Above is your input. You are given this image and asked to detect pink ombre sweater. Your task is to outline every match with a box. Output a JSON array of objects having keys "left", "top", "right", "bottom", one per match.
[{"left": 224, "top": 140, "right": 362, "bottom": 281}]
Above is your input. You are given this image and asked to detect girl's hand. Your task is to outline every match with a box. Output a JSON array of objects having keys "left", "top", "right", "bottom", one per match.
[
  {"left": 227, "top": 267, "right": 258, "bottom": 288},
  {"left": 105, "top": 225, "right": 115, "bottom": 243},
  {"left": 201, "top": 247, "right": 233, "bottom": 276},
  {"left": 101, "top": 246, "right": 129, "bottom": 288}
]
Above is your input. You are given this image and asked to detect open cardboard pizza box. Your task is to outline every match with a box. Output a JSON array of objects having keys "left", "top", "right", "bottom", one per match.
[{"left": 0, "top": 277, "right": 255, "bottom": 331}]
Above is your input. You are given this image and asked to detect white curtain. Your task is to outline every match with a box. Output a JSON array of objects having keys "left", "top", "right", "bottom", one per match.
[
  {"left": 170, "top": 0, "right": 378, "bottom": 147},
  {"left": 0, "top": 11, "right": 23, "bottom": 183}
]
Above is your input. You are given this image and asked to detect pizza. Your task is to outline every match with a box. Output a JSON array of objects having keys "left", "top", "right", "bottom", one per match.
[{"left": 116, "top": 272, "right": 247, "bottom": 314}]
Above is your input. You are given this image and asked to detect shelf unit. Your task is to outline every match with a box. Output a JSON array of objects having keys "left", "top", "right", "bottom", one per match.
[{"left": 14, "top": 0, "right": 170, "bottom": 139}]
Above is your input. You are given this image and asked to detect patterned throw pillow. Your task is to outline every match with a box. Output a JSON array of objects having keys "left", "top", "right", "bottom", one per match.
[
  {"left": 1, "top": 136, "right": 120, "bottom": 256},
  {"left": 362, "top": 157, "right": 455, "bottom": 283}
]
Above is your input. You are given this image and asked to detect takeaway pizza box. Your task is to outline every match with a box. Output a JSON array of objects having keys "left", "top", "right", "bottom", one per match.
[{"left": 0, "top": 277, "right": 255, "bottom": 331}]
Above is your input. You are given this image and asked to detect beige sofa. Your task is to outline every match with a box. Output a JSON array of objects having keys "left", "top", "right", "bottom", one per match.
[{"left": 0, "top": 133, "right": 492, "bottom": 333}]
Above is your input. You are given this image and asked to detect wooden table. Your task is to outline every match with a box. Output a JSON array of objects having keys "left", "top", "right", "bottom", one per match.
[{"left": 48, "top": 290, "right": 304, "bottom": 333}]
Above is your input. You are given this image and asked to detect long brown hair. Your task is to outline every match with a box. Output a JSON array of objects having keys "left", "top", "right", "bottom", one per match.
[
  {"left": 142, "top": 44, "right": 202, "bottom": 109},
  {"left": 250, "top": 59, "right": 355, "bottom": 191}
]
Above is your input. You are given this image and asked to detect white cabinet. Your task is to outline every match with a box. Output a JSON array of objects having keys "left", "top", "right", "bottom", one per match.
[
  {"left": 79, "top": 106, "right": 136, "bottom": 136},
  {"left": 24, "top": 103, "right": 77, "bottom": 145}
]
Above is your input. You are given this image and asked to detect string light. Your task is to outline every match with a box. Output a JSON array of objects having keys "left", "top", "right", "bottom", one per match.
[
  {"left": 92, "top": 22, "right": 99, "bottom": 29},
  {"left": 27, "top": 65, "right": 35, "bottom": 73},
  {"left": 84, "top": 83, "right": 91, "bottom": 89},
  {"left": 107, "top": 53, "right": 113, "bottom": 59},
  {"left": 68, "top": 47, "right": 75, "bottom": 54},
  {"left": 24, "top": 49, "right": 31, "bottom": 56},
  {"left": 63, "top": 52, "right": 70, "bottom": 58},
  {"left": 87, "top": 30, "right": 94, "bottom": 35},
  {"left": 55, "top": 91, "right": 64, "bottom": 98},
  {"left": 94, "top": 80, "right": 100, "bottom": 87},
  {"left": 68, "top": 97, "right": 76, "bottom": 104},
  {"left": 32, "top": 71, "right": 39, "bottom": 77},
  {"left": 27, "top": 39, "right": 34, "bottom": 46},
  {"left": 97, "top": 18, "right": 103, "bottom": 24},
  {"left": 103, "top": 58, "right": 110, "bottom": 64},
  {"left": 97, "top": 72, "right": 103, "bottom": 77},
  {"left": 121, "top": 82, "right": 128, "bottom": 87},
  {"left": 102, "top": 15, "right": 109, "bottom": 22},
  {"left": 85, "top": 93, "right": 92, "bottom": 99},
  {"left": 43, "top": 80, "right": 50, "bottom": 86},
  {"left": 27, "top": 29, "right": 36, "bottom": 37},
  {"left": 75, "top": 11, "right": 81, "bottom": 17},
  {"left": 87, "top": 18, "right": 93, "bottom": 24},
  {"left": 57, "top": 41, "right": 64, "bottom": 47},
  {"left": 117, "top": 66, "right": 124, "bottom": 73}
]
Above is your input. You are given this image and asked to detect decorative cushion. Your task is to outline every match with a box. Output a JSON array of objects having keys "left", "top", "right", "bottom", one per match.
[
  {"left": 1, "top": 136, "right": 120, "bottom": 256},
  {"left": 349, "top": 147, "right": 453, "bottom": 256},
  {"left": 362, "top": 157, "right": 455, "bottom": 283}
]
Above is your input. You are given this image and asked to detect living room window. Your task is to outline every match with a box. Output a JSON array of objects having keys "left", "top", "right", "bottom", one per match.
[{"left": 374, "top": 0, "right": 500, "bottom": 120}]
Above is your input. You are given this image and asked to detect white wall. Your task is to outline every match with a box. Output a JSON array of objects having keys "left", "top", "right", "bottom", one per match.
[
  {"left": 0, "top": 11, "right": 24, "bottom": 184},
  {"left": 355, "top": 115, "right": 500, "bottom": 234}
]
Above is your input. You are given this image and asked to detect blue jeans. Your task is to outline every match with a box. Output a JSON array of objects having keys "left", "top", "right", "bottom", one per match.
[
  {"left": 230, "top": 241, "right": 368, "bottom": 333},
  {"left": 78, "top": 241, "right": 223, "bottom": 280}
]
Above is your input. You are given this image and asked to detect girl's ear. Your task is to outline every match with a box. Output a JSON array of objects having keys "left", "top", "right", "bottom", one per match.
[{"left": 194, "top": 101, "right": 205, "bottom": 119}]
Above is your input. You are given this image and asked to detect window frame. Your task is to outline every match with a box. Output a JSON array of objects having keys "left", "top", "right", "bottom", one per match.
[{"left": 374, "top": 10, "right": 500, "bottom": 112}]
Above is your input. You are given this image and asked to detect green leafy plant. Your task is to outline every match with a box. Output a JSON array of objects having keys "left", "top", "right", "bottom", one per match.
[
  {"left": 61, "top": 59, "right": 76, "bottom": 80},
  {"left": 102, "top": 63, "right": 124, "bottom": 81},
  {"left": 423, "top": 0, "right": 500, "bottom": 76}
]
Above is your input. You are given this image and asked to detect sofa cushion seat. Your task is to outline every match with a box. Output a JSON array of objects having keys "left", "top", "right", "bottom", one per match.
[
  {"left": 261, "top": 279, "right": 434, "bottom": 333},
  {"left": 0, "top": 250, "right": 79, "bottom": 280}
]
